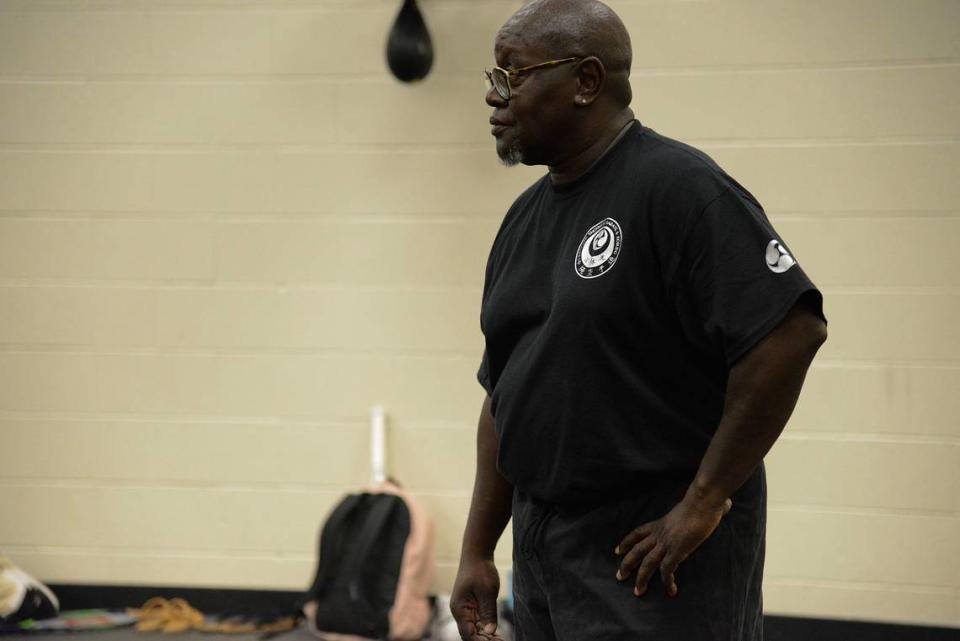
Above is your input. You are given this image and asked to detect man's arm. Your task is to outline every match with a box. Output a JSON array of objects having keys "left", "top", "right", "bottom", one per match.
[
  {"left": 451, "top": 395, "right": 514, "bottom": 640},
  {"left": 615, "top": 299, "right": 827, "bottom": 597}
]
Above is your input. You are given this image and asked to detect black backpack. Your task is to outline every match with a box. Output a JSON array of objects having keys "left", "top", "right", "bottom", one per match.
[{"left": 302, "top": 492, "right": 412, "bottom": 639}]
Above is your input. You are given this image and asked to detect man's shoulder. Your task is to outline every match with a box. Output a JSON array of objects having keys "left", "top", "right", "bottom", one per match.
[
  {"left": 627, "top": 126, "right": 760, "bottom": 212},
  {"left": 628, "top": 126, "right": 729, "bottom": 187}
]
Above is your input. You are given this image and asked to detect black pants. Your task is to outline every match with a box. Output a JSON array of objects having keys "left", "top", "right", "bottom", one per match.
[{"left": 511, "top": 466, "right": 766, "bottom": 641}]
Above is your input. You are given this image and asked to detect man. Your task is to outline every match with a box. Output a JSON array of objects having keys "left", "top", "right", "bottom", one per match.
[{"left": 451, "top": 1, "right": 827, "bottom": 640}]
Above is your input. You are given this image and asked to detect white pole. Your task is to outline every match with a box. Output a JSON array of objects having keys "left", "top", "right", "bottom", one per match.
[{"left": 371, "top": 405, "right": 387, "bottom": 485}]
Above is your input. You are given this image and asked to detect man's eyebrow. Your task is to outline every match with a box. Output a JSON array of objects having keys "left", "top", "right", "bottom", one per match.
[
  {"left": 504, "top": 54, "right": 527, "bottom": 70},
  {"left": 494, "top": 42, "right": 521, "bottom": 68}
]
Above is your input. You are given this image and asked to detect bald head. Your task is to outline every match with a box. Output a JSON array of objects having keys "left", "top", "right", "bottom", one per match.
[{"left": 500, "top": 0, "right": 632, "bottom": 107}]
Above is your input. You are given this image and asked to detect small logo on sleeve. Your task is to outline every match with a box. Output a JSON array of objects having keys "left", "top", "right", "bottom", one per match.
[
  {"left": 575, "top": 218, "right": 622, "bottom": 279},
  {"left": 765, "top": 239, "right": 796, "bottom": 273}
]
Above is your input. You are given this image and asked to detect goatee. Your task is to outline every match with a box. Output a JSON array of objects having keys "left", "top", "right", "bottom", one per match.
[{"left": 497, "top": 138, "right": 524, "bottom": 167}]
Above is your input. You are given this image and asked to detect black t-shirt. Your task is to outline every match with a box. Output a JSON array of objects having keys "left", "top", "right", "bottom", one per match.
[{"left": 477, "top": 121, "right": 824, "bottom": 504}]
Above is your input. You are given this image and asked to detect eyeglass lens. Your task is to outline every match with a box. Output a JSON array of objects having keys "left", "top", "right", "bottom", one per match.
[{"left": 485, "top": 68, "right": 510, "bottom": 100}]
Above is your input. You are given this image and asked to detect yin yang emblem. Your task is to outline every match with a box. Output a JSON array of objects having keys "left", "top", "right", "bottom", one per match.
[{"left": 575, "top": 218, "right": 622, "bottom": 279}]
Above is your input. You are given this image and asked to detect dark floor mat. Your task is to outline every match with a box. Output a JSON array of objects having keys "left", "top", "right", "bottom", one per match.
[{"left": 0, "top": 628, "right": 317, "bottom": 641}]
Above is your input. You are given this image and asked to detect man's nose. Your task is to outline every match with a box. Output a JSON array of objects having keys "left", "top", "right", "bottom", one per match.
[{"left": 485, "top": 86, "right": 507, "bottom": 108}]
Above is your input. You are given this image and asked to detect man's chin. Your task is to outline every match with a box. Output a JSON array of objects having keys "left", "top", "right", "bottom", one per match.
[{"left": 496, "top": 138, "right": 524, "bottom": 167}]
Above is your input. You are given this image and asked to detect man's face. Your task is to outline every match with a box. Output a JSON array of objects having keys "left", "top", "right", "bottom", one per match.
[{"left": 487, "top": 28, "right": 573, "bottom": 166}]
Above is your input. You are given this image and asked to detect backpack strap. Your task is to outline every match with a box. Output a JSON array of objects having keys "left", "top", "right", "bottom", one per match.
[
  {"left": 340, "top": 494, "right": 409, "bottom": 582},
  {"left": 304, "top": 493, "right": 365, "bottom": 601},
  {"left": 331, "top": 493, "right": 409, "bottom": 635}
]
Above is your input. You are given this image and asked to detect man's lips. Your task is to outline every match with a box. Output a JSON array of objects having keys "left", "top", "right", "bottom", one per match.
[{"left": 490, "top": 119, "right": 511, "bottom": 136}]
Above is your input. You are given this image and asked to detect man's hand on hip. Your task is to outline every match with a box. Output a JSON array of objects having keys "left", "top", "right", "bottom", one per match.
[
  {"left": 614, "top": 492, "right": 732, "bottom": 598},
  {"left": 450, "top": 556, "right": 504, "bottom": 641}
]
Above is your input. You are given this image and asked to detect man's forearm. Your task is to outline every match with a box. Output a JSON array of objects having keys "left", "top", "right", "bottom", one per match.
[
  {"left": 460, "top": 395, "right": 514, "bottom": 561},
  {"left": 689, "top": 301, "right": 828, "bottom": 507}
]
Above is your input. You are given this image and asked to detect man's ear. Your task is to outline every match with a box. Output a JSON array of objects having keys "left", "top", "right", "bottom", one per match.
[{"left": 575, "top": 56, "right": 606, "bottom": 106}]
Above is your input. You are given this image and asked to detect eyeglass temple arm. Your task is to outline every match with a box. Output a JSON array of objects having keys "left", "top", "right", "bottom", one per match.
[{"left": 511, "top": 57, "right": 581, "bottom": 74}]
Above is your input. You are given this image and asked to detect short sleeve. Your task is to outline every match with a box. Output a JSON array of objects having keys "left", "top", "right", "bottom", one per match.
[
  {"left": 671, "top": 188, "right": 825, "bottom": 365},
  {"left": 477, "top": 349, "right": 492, "bottom": 394}
]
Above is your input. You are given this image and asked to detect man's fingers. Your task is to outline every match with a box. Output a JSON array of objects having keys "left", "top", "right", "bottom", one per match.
[
  {"left": 616, "top": 536, "right": 655, "bottom": 580},
  {"left": 615, "top": 523, "right": 652, "bottom": 555},
  {"left": 633, "top": 543, "right": 664, "bottom": 596},
  {"left": 450, "top": 600, "right": 478, "bottom": 641},
  {"left": 477, "top": 596, "right": 498, "bottom": 638},
  {"left": 662, "top": 571, "right": 678, "bottom": 597},
  {"left": 453, "top": 602, "right": 501, "bottom": 641},
  {"left": 660, "top": 554, "right": 681, "bottom": 597},
  {"left": 453, "top": 614, "right": 475, "bottom": 641}
]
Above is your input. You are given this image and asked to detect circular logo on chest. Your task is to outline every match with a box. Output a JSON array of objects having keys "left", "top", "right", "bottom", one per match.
[{"left": 575, "top": 218, "right": 622, "bottom": 279}]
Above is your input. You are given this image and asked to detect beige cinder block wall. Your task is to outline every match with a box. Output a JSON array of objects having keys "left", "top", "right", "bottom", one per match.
[{"left": 0, "top": 0, "right": 957, "bottom": 629}]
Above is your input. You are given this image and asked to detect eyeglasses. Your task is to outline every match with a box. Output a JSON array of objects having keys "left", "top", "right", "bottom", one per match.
[{"left": 483, "top": 57, "right": 581, "bottom": 100}]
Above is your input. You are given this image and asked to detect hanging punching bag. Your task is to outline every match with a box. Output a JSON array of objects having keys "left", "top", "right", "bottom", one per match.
[{"left": 386, "top": 0, "right": 433, "bottom": 82}]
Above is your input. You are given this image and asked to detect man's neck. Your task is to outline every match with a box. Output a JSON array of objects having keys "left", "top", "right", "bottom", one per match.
[{"left": 548, "top": 109, "right": 636, "bottom": 185}]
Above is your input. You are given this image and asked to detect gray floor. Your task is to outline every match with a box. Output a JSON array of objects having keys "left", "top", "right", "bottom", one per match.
[{"left": 0, "top": 627, "right": 315, "bottom": 641}]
